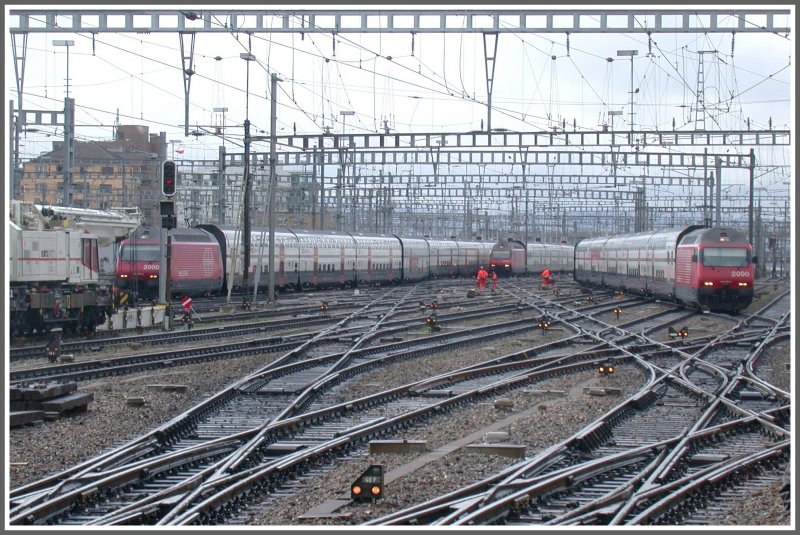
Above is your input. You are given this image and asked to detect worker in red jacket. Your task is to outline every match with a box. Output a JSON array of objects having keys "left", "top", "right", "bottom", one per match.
[{"left": 491, "top": 270, "right": 499, "bottom": 291}]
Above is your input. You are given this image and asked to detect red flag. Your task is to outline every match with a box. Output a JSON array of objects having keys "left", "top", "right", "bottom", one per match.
[{"left": 180, "top": 296, "right": 192, "bottom": 313}]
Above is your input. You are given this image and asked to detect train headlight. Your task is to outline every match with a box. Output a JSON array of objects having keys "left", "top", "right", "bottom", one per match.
[
  {"left": 738, "top": 282, "right": 749, "bottom": 287},
  {"left": 120, "top": 274, "right": 128, "bottom": 278},
  {"left": 703, "top": 281, "right": 714, "bottom": 287}
]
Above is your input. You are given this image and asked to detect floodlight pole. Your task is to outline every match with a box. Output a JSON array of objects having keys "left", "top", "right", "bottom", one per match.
[
  {"left": 52, "top": 40, "right": 74, "bottom": 98},
  {"left": 616, "top": 50, "right": 638, "bottom": 132}
]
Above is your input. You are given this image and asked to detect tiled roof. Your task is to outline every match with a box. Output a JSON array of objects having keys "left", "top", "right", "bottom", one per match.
[{"left": 30, "top": 141, "right": 158, "bottom": 163}]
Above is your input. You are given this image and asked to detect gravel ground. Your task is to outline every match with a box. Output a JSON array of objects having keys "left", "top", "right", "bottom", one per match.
[
  {"left": 246, "top": 369, "right": 638, "bottom": 526},
  {"left": 720, "top": 482, "right": 791, "bottom": 525},
  {"left": 8, "top": 286, "right": 791, "bottom": 526},
  {"left": 9, "top": 352, "right": 282, "bottom": 488}
]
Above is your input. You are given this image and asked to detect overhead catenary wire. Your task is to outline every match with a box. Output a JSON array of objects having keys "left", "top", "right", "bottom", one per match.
[{"left": 14, "top": 10, "right": 791, "bottom": 167}]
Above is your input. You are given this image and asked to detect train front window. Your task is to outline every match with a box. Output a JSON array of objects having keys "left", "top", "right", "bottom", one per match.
[
  {"left": 701, "top": 248, "right": 749, "bottom": 267},
  {"left": 492, "top": 251, "right": 511, "bottom": 259},
  {"left": 120, "top": 244, "right": 161, "bottom": 262}
]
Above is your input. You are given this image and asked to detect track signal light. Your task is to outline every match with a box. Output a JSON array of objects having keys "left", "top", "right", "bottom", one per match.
[
  {"left": 599, "top": 362, "right": 615, "bottom": 375},
  {"left": 537, "top": 316, "right": 551, "bottom": 334},
  {"left": 668, "top": 326, "right": 689, "bottom": 340},
  {"left": 351, "top": 465, "right": 384, "bottom": 502},
  {"left": 162, "top": 160, "right": 177, "bottom": 196}
]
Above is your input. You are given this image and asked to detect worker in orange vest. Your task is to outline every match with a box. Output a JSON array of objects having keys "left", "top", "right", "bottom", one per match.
[
  {"left": 541, "top": 268, "right": 553, "bottom": 286},
  {"left": 476, "top": 266, "right": 489, "bottom": 290}
]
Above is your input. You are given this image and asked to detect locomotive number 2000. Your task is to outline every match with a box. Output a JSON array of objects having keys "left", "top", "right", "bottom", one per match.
[{"left": 731, "top": 271, "right": 750, "bottom": 277}]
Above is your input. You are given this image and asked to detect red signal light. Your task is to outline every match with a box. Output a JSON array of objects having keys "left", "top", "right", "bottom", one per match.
[{"left": 162, "top": 160, "right": 177, "bottom": 196}]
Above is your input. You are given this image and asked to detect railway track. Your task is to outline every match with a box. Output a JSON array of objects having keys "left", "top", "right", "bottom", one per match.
[
  {"left": 9, "top": 280, "right": 506, "bottom": 362},
  {"left": 365, "top": 286, "right": 791, "bottom": 526},
  {"left": 8, "top": 281, "right": 789, "bottom": 526},
  {"left": 10, "top": 298, "right": 538, "bottom": 384}
]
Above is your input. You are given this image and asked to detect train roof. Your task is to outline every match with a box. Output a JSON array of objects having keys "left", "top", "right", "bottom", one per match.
[
  {"left": 123, "top": 226, "right": 215, "bottom": 243},
  {"left": 575, "top": 225, "right": 705, "bottom": 248},
  {"left": 681, "top": 226, "right": 749, "bottom": 245}
]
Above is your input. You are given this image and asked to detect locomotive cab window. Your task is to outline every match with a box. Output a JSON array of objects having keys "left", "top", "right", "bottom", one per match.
[
  {"left": 120, "top": 244, "right": 160, "bottom": 262},
  {"left": 701, "top": 248, "right": 749, "bottom": 267}
]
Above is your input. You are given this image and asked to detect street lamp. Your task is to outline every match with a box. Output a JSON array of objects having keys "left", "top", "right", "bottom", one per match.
[
  {"left": 53, "top": 40, "right": 75, "bottom": 98},
  {"left": 340, "top": 110, "right": 355, "bottom": 134},
  {"left": 608, "top": 110, "right": 623, "bottom": 132},
  {"left": 616, "top": 50, "right": 638, "bottom": 132}
]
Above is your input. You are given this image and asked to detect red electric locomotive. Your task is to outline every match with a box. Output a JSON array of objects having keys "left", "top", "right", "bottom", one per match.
[
  {"left": 575, "top": 225, "right": 754, "bottom": 313},
  {"left": 489, "top": 238, "right": 527, "bottom": 276},
  {"left": 489, "top": 238, "right": 575, "bottom": 278},
  {"left": 115, "top": 227, "right": 224, "bottom": 300},
  {"left": 675, "top": 227, "right": 754, "bottom": 312}
]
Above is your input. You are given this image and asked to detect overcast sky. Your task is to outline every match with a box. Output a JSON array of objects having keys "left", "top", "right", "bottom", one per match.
[{"left": 5, "top": 4, "right": 794, "bottom": 197}]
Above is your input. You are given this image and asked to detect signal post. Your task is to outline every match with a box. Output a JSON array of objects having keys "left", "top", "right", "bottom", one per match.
[{"left": 159, "top": 160, "right": 177, "bottom": 330}]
